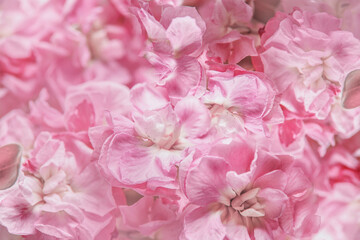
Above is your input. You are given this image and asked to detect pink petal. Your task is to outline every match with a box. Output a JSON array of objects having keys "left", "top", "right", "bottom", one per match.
[
  {"left": 130, "top": 83, "right": 169, "bottom": 113},
  {"left": 0, "top": 36, "right": 32, "bottom": 59},
  {"left": 253, "top": 225, "right": 274, "bottom": 240},
  {"left": 226, "top": 171, "right": 251, "bottom": 195},
  {"left": 253, "top": 170, "right": 287, "bottom": 191},
  {"left": 137, "top": 9, "right": 166, "bottom": 40},
  {"left": 225, "top": 225, "right": 251, "bottom": 240},
  {"left": 292, "top": 196, "right": 321, "bottom": 237},
  {"left": 160, "top": 6, "right": 206, "bottom": 34},
  {"left": 137, "top": 8, "right": 172, "bottom": 54},
  {"left": 209, "top": 31, "right": 257, "bottom": 64},
  {"left": 166, "top": 16, "right": 202, "bottom": 55},
  {"left": 342, "top": 69, "right": 360, "bottom": 109},
  {"left": 64, "top": 99, "right": 95, "bottom": 132},
  {"left": 35, "top": 211, "right": 79, "bottom": 239},
  {"left": 119, "top": 196, "right": 176, "bottom": 235},
  {"left": 163, "top": 56, "right": 202, "bottom": 98},
  {"left": 100, "top": 132, "right": 177, "bottom": 186},
  {"left": 64, "top": 163, "right": 116, "bottom": 217},
  {"left": 209, "top": 138, "right": 255, "bottom": 174},
  {"left": 80, "top": 212, "right": 116, "bottom": 240},
  {"left": 225, "top": 74, "right": 276, "bottom": 120},
  {"left": 185, "top": 156, "right": 231, "bottom": 206},
  {"left": 182, "top": 207, "right": 226, "bottom": 240},
  {"left": 222, "top": 0, "right": 253, "bottom": 23},
  {"left": 284, "top": 167, "right": 312, "bottom": 198},
  {"left": 257, "top": 188, "right": 288, "bottom": 219},
  {"left": 175, "top": 97, "right": 211, "bottom": 138},
  {"left": 0, "top": 225, "right": 21, "bottom": 240},
  {"left": 251, "top": 152, "right": 284, "bottom": 181},
  {"left": 278, "top": 119, "right": 304, "bottom": 147},
  {"left": 0, "top": 144, "right": 22, "bottom": 190},
  {"left": 0, "top": 190, "right": 37, "bottom": 235}
]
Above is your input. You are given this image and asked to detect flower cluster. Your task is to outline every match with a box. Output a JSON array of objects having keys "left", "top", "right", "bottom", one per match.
[{"left": 0, "top": 0, "right": 359, "bottom": 239}]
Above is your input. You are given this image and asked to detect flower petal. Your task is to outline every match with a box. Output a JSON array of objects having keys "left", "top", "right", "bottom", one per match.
[
  {"left": 182, "top": 207, "right": 226, "bottom": 240},
  {"left": 0, "top": 144, "right": 22, "bottom": 190}
]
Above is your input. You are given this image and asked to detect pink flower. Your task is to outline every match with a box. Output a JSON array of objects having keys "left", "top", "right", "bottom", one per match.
[
  {"left": 0, "top": 133, "right": 116, "bottom": 239},
  {"left": 202, "top": 68, "right": 283, "bottom": 135},
  {"left": 259, "top": 9, "right": 360, "bottom": 119},
  {"left": 90, "top": 83, "right": 211, "bottom": 192},
  {"left": 180, "top": 138, "right": 320, "bottom": 239}
]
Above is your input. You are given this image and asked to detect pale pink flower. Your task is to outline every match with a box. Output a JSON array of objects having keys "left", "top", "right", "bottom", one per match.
[
  {"left": 90, "top": 83, "right": 211, "bottom": 192},
  {"left": 180, "top": 138, "right": 320, "bottom": 239},
  {"left": 259, "top": 9, "right": 360, "bottom": 119},
  {"left": 0, "top": 133, "right": 116, "bottom": 239}
]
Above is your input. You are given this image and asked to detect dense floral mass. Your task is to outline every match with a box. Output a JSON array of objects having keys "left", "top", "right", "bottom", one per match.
[{"left": 0, "top": 0, "right": 359, "bottom": 239}]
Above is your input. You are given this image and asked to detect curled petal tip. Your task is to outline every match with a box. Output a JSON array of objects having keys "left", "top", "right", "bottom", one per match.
[
  {"left": 0, "top": 144, "right": 22, "bottom": 190},
  {"left": 342, "top": 69, "right": 360, "bottom": 109}
]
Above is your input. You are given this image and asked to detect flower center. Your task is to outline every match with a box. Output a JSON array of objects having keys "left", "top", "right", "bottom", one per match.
[{"left": 218, "top": 188, "right": 265, "bottom": 224}]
